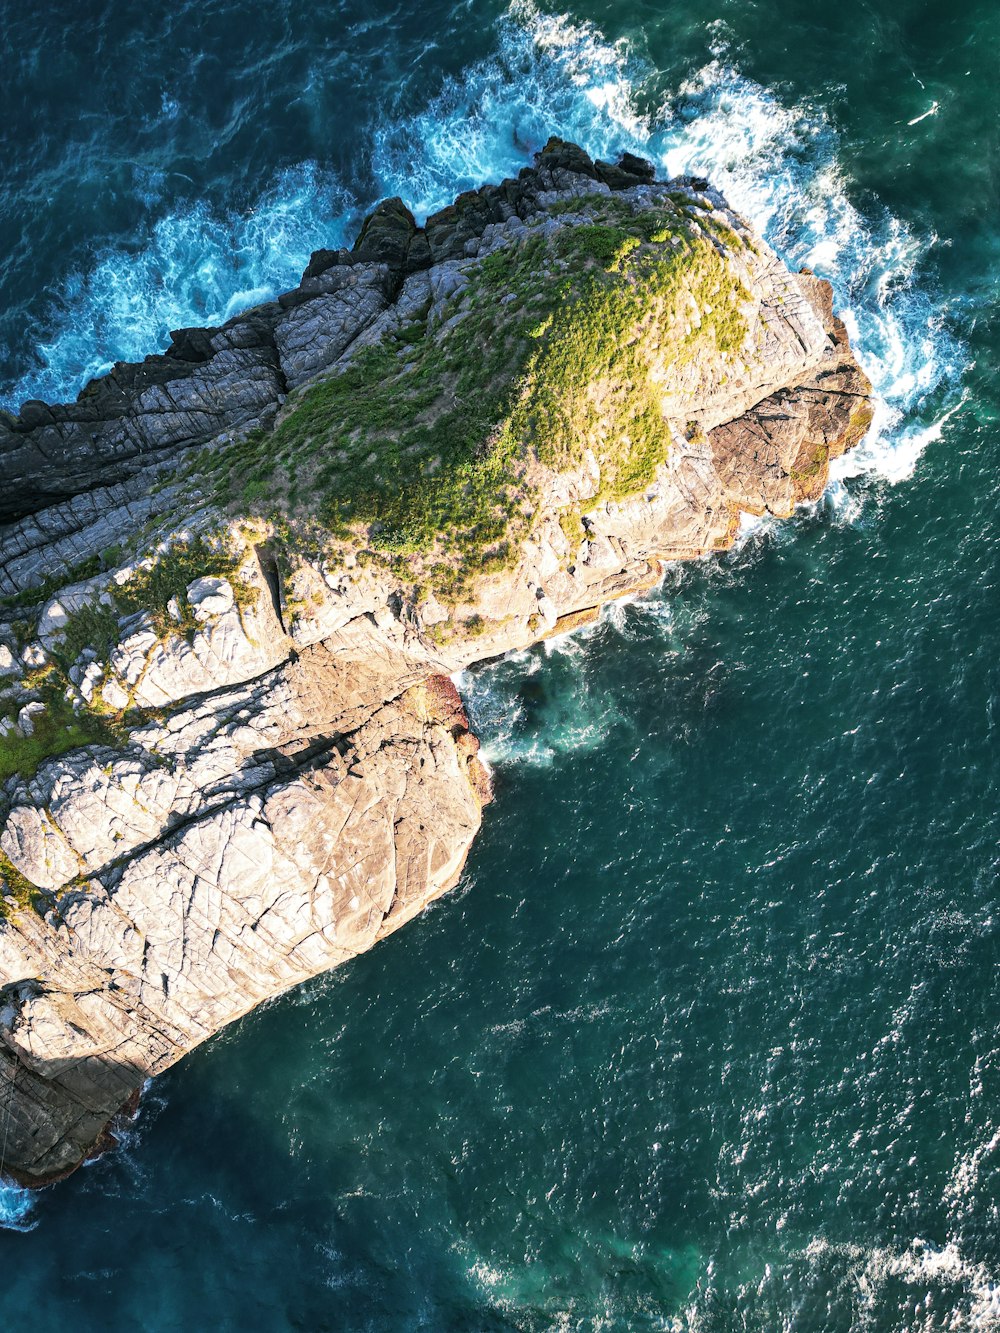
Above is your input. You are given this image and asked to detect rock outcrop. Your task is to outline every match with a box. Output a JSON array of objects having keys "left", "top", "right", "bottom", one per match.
[{"left": 0, "top": 139, "right": 871, "bottom": 1185}]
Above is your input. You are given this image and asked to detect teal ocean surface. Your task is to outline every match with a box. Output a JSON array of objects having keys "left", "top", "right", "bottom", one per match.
[{"left": 1, "top": 0, "right": 997, "bottom": 1327}]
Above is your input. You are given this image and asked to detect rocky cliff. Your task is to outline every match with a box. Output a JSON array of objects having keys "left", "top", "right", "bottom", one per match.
[{"left": 0, "top": 139, "right": 871, "bottom": 1185}]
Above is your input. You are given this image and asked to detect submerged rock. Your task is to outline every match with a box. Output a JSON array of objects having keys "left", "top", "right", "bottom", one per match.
[{"left": 0, "top": 139, "right": 870, "bottom": 1185}]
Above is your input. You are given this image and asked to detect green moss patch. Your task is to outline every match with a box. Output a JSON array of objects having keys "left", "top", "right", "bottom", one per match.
[
  {"left": 0, "top": 664, "right": 126, "bottom": 786},
  {"left": 115, "top": 536, "right": 255, "bottom": 635},
  {"left": 0, "top": 850, "right": 46, "bottom": 919},
  {"left": 50, "top": 535, "right": 255, "bottom": 668}
]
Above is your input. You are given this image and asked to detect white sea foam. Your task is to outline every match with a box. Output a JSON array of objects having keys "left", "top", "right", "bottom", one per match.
[
  {"left": 801, "top": 1237, "right": 1000, "bottom": 1331},
  {"left": 675, "top": 1235, "right": 1000, "bottom": 1330},
  {"left": 1, "top": 162, "right": 351, "bottom": 412},
  {"left": 462, "top": 629, "right": 621, "bottom": 767},
  {"left": 908, "top": 101, "right": 940, "bottom": 127},
  {"left": 0, "top": 1179, "right": 36, "bottom": 1231},
  {"left": 945, "top": 1123, "right": 1000, "bottom": 1221},
  {"left": 371, "top": 0, "right": 647, "bottom": 217}
]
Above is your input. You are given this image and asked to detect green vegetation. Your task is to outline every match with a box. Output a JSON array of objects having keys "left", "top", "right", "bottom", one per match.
[
  {"left": 790, "top": 442, "right": 830, "bottom": 483},
  {"left": 0, "top": 551, "right": 106, "bottom": 613},
  {"left": 0, "top": 663, "right": 126, "bottom": 786},
  {"left": 57, "top": 603, "right": 121, "bottom": 672},
  {"left": 50, "top": 535, "right": 256, "bottom": 666},
  {"left": 0, "top": 536, "right": 258, "bottom": 785},
  {"left": 558, "top": 510, "right": 587, "bottom": 551},
  {"left": 544, "top": 192, "right": 612, "bottom": 217},
  {"left": 557, "top": 223, "right": 641, "bottom": 270},
  {"left": 115, "top": 536, "right": 256, "bottom": 634},
  {"left": 0, "top": 850, "right": 46, "bottom": 919},
  {"left": 506, "top": 234, "right": 747, "bottom": 504},
  {"left": 668, "top": 190, "right": 712, "bottom": 212},
  {"left": 195, "top": 194, "right": 749, "bottom": 601}
]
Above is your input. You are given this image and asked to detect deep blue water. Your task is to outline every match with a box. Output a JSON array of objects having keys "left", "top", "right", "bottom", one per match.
[{"left": 1, "top": 0, "right": 998, "bottom": 1327}]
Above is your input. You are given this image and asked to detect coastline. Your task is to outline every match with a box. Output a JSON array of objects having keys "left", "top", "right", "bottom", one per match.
[{"left": 0, "top": 139, "right": 871, "bottom": 1186}]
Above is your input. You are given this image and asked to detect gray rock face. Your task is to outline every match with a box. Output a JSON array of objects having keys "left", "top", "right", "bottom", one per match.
[
  {"left": 0, "top": 327, "right": 284, "bottom": 524},
  {"left": 0, "top": 678, "right": 487, "bottom": 1183},
  {"left": 0, "top": 139, "right": 871, "bottom": 1185},
  {"left": 273, "top": 265, "right": 393, "bottom": 387}
]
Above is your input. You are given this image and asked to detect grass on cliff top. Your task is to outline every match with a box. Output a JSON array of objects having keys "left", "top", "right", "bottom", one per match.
[{"left": 206, "top": 193, "right": 749, "bottom": 599}]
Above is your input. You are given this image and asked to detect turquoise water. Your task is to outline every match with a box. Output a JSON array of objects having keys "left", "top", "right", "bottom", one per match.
[{"left": 1, "top": 0, "right": 998, "bottom": 1327}]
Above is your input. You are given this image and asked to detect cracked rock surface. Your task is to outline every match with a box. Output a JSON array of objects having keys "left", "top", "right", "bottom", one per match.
[{"left": 0, "top": 678, "right": 487, "bottom": 1183}]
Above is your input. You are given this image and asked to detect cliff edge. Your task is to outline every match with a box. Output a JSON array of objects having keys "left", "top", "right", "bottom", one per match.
[{"left": 0, "top": 139, "right": 871, "bottom": 1185}]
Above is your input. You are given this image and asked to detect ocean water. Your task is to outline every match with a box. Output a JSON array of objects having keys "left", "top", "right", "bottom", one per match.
[{"left": 1, "top": 0, "right": 998, "bottom": 1327}]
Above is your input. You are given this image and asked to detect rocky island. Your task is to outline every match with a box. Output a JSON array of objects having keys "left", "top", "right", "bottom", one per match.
[{"left": 0, "top": 139, "right": 871, "bottom": 1186}]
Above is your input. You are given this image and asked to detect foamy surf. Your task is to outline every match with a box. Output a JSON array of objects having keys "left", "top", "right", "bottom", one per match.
[
  {"left": 802, "top": 1237, "right": 1000, "bottom": 1331},
  {"left": 461, "top": 636, "right": 622, "bottom": 768},
  {"left": 0, "top": 162, "right": 351, "bottom": 413},
  {"left": 668, "top": 1235, "right": 1000, "bottom": 1331},
  {"left": 0, "top": 1180, "right": 36, "bottom": 1231},
  {"left": 371, "top": 0, "right": 647, "bottom": 216}
]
